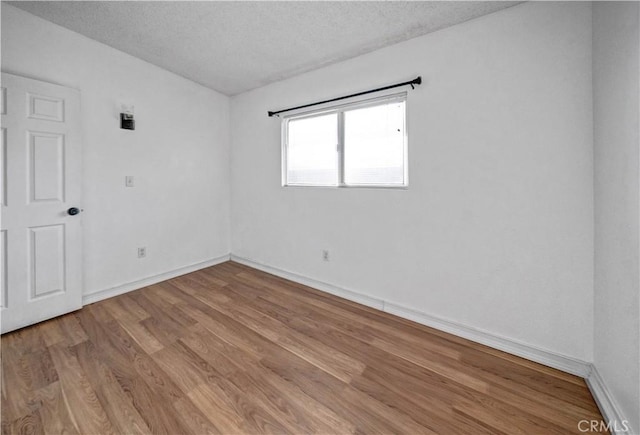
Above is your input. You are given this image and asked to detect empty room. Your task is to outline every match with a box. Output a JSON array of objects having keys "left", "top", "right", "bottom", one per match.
[{"left": 1, "top": 1, "right": 639, "bottom": 434}]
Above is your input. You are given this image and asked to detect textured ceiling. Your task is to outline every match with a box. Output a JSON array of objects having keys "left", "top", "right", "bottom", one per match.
[{"left": 9, "top": 1, "right": 521, "bottom": 95}]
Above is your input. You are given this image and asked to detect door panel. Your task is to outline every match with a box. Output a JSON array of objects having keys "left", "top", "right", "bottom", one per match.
[
  {"left": 28, "top": 131, "right": 65, "bottom": 203},
  {"left": 1, "top": 73, "right": 82, "bottom": 333},
  {"left": 1, "top": 128, "right": 6, "bottom": 206},
  {"left": 28, "top": 93, "right": 65, "bottom": 122},
  {"left": 29, "top": 224, "right": 66, "bottom": 299},
  {"left": 0, "top": 229, "right": 6, "bottom": 309},
  {"left": 0, "top": 87, "right": 6, "bottom": 115}
]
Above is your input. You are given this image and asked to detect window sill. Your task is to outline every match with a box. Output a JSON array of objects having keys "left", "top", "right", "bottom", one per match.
[{"left": 283, "top": 184, "right": 408, "bottom": 190}]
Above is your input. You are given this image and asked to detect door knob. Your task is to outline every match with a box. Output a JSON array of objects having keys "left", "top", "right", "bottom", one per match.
[{"left": 67, "top": 207, "right": 80, "bottom": 216}]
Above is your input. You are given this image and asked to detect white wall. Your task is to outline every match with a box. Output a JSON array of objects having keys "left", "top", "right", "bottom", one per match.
[
  {"left": 231, "top": 2, "right": 594, "bottom": 361},
  {"left": 1, "top": 4, "right": 231, "bottom": 297},
  {"left": 593, "top": 2, "right": 640, "bottom": 433}
]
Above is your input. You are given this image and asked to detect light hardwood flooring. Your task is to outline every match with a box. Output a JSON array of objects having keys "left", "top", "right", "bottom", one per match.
[{"left": 1, "top": 261, "right": 606, "bottom": 434}]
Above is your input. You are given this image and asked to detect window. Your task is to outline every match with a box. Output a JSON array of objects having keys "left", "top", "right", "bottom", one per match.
[{"left": 282, "top": 94, "right": 407, "bottom": 187}]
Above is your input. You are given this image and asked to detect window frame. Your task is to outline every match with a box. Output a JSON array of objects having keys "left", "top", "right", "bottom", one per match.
[{"left": 281, "top": 92, "right": 408, "bottom": 189}]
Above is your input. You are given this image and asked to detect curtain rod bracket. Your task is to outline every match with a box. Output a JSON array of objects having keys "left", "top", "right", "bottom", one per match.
[{"left": 268, "top": 75, "right": 421, "bottom": 117}]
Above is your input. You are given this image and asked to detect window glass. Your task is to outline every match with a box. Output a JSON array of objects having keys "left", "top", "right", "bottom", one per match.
[
  {"left": 344, "top": 101, "right": 405, "bottom": 185},
  {"left": 286, "top": 113, "right": 338, "bottom": 186}
]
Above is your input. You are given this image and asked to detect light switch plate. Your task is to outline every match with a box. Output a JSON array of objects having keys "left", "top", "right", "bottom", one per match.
[{"left": 125, "top": 176, "right": 134, "bottom": 187}]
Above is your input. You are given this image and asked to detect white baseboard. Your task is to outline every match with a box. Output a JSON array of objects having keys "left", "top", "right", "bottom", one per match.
[
  {"left": 586, "top": 365, "right": 636, "bottom": 435},
  {"left": 230, "top": 254, "right": 591, "bottom": 377},
  {"left": 231, "top": 255, "right": 386, "bottom": 310},
  {"left": 383, "top": 302, "right": 591, "bottom": 377},
  {"left": 82, "top": 254, "right": 230, "bottom": 305}
]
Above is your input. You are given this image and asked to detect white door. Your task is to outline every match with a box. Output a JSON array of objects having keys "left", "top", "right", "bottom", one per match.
[{"left": 1, "top": 73, "right": 83, "bottom": 334}]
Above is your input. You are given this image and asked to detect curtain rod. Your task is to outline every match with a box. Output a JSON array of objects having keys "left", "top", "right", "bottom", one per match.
[{"left": 267, "top": 76, "right": 421, "bottom": 117}]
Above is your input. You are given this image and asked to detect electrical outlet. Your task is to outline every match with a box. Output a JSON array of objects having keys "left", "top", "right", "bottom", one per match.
[
  {"left": 125, "top": 176, "right": 135, "bottom": 187},
  {"left": 322, "top": 250, "right": 330, "bottom": 261},
  {"left": 137, "top": 247, "right": 146, "bottom": 258}
]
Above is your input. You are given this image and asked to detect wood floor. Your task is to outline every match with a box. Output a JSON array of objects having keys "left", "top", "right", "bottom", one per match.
[{"left": 2, "top": 261, "right": 606, "bottom": 434}]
